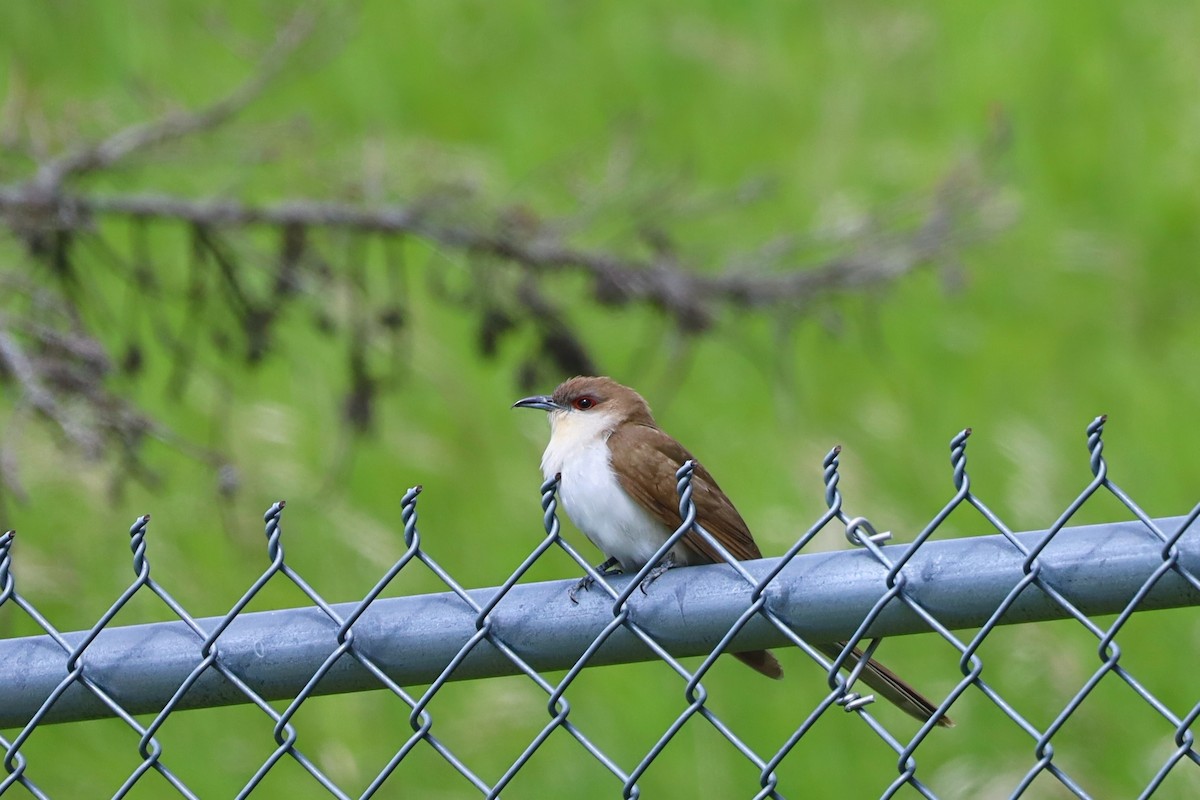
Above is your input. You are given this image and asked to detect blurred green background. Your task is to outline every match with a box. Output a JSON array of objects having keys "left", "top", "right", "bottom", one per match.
[{"left": 3, "top": 2, "right": 1200, "bottom": 797}]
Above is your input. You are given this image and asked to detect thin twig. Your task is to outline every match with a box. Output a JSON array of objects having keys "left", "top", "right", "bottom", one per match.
[
  {"left": 0, "top": 405, "right": 30, "bottom": 504},
  {"left": 0, "top": 327, "right": 103, "bottom": 456},
  {"left": 29, "top": 3, "right": 322, "bottom": 193}
]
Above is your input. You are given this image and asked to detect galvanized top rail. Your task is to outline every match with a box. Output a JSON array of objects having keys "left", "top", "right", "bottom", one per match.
[{"left": 1, "top": 515, "right": 1197, "bottom": 729}]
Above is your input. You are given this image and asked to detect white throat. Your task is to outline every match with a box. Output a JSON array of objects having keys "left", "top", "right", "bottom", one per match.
[{"left": 540, "top": 408, "right": 618, "bottom": 479}]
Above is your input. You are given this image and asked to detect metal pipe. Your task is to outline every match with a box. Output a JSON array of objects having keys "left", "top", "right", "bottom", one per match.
[{"left": 1, "top": 515, "right": 1197, "bottom": 728}]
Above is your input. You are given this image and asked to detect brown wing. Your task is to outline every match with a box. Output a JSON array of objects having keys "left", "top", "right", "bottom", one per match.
[{"left": 608, "top": 424, "right": 762, "bottom": 562}]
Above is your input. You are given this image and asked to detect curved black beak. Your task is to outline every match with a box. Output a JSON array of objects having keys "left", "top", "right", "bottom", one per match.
[{"left": 513, "top": 394, "right": 561, "bottom": 412}]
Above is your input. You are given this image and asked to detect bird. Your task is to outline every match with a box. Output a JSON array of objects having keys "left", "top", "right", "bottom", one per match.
[{"left": 514, "top": 375, "right": 952, "bottom": 728}]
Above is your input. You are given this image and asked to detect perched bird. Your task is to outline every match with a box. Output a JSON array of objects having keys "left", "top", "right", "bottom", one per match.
[{"left": 514, "top": 375, "right": 952, "bottom": 727}]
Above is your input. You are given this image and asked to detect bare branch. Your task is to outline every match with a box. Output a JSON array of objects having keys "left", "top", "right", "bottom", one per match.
[
  {"left": 0, "top": 162, "right": 998, "bottom": 330},
  {"left": 0, "top": 4, "right": 1008, "bottom": 502}
]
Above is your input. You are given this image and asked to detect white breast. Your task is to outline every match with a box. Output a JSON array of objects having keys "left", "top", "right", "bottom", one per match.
[{"left": 540, "top": 411, "right": 679, "bottom": 570}]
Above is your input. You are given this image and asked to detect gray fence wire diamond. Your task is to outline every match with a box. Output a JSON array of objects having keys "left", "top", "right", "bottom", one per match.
[{"left": 2, "top": 417, "right": 1200, "bottom": 798}]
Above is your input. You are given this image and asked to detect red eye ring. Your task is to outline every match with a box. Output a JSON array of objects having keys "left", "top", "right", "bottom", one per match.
[{"left": 573, "top": 396, "right": 595, "bottom": 410}]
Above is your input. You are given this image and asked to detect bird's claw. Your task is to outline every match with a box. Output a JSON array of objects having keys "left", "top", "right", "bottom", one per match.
[
  {"left": 568, "top": 557, "right": 623, "bottom": 603},
  {"left": 638, "top": 553, "right": 677, "bottom": 595},
  {"left": 568, "top": 575, "right": 594, "bottom": 604}
]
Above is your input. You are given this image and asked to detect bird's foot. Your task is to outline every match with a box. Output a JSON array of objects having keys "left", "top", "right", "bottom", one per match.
[
  {"left": 569, "top": 557, "right": 622, "bottom": 604},
  {"left": 639, "top": 552, "right": 678, "bottom": 595}
]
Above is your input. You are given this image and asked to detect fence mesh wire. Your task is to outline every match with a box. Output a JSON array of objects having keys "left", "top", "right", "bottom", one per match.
[{"left": 2, "top": 417, "right": 1199, "bottom": 798}]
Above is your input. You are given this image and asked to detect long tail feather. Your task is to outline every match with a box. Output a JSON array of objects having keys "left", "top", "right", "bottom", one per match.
[
  {"left": 733, "top": 649, "right": 784, "bottom": 679},
  {"left": 817, "top": 642, "right": 953, "bottom": 727}
]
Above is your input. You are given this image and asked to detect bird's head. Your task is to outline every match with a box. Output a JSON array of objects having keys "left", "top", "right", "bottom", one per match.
[{"left": 513, "top": 376, "right": 655, "bottom": 438}]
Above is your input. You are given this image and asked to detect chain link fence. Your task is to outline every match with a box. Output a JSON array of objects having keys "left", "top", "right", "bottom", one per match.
[{"left": 2, "top": 416, "right": 1199, "bottom": 798}]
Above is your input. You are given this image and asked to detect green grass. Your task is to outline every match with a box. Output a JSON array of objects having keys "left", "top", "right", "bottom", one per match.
[{"left": 3, "top": 2, "right": 1200, "bottom": 797}]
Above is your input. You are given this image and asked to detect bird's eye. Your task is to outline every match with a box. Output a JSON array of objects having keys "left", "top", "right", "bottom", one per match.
[{"left": 573, "top": 396, "right": 595, "bottom": 410}]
